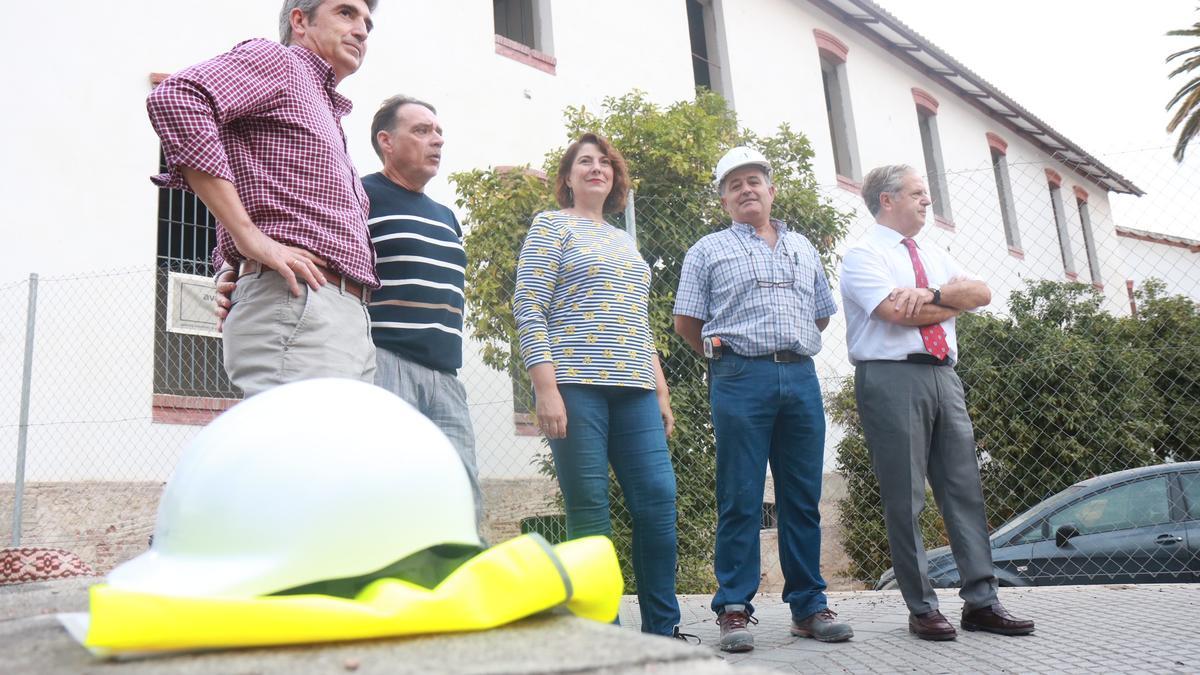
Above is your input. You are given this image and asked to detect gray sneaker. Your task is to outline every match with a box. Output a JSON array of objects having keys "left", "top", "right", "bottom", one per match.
[
  {"left": 791, "top": 608, "right": 854, "bottom": 643},
  {"left": 717, "top": 605, "right": 757, "bottom": 653}
]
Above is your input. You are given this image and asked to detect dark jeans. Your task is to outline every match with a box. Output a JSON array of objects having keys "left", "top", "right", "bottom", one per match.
[
  {"left": 547, "top": 384, "right": 680, "bottom": 635},
  {"left": 708, "top": 354, "right": 828, "bottom": 620}
]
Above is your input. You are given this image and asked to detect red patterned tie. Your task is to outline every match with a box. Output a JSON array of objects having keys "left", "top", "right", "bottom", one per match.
[{"left": 901, "top": 238, "right": 949, "bottom": 360}]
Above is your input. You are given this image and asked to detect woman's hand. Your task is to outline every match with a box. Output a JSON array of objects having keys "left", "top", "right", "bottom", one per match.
[
  {"left": 651, "top": 354, "right": 673, "bottom": 437},
  {"left": 536, "top": 386, "right": 568, "bottom": 439},
  {"left": 658, "top": 391, "right": 675, "bottom": 438}
]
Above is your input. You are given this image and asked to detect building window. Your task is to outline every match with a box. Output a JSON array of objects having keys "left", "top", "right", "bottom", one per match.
[
  {"left": 493, "top": 0, "right": 556, "bottom": 74},
  {"left": 1045, "top": 169, "right": 1076, "bottom": 279},
  {"left": 814, "top": 30, "right": 861, "bottom": 188},
  {"left": 686, "top": 0, "right": 729, "bottom": 96},
  {"left": 154, "top": 150, "right": 240, "bottom": 423},
  {"left": 986, "top": 132, "right": 1022, "bottom": 257},
  {"left": 912, "top": 88, "right": 952, "bottom": 228},
  {"left": 494, "top": 0, "right": 535, "bottom": 48},
  {"left": 1075, "top": 187, "right": 1102, "bottom": 288}
]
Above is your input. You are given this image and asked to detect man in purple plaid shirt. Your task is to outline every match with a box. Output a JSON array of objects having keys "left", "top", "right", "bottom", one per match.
[{"left": 147, "top": 0, "right": 379, "bottom": 397}]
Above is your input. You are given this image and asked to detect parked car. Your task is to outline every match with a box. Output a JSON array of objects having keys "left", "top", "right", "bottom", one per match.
[{"left": 875, "top": 461, "right": 1200, "bottom": 589}]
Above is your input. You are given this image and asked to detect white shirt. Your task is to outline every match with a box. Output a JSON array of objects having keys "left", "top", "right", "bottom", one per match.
[{"left": 839, "top": 224, "right": 979, "bottom": 365}]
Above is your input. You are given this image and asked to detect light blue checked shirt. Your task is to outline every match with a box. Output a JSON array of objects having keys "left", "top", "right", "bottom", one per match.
[{"left": 674, "top": 220, "right": 837, "bottom": 357}]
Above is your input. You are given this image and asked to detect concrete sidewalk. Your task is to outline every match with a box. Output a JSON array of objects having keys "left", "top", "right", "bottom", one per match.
[
  {"left": 3, "top": 578, "right": 1196, "bottom": 673},
  {"left": 1, "top": 577, "right": 761, "bottom": 675},
  {"left": 620, "top": 585, "right": 1200, "bottom": 673}
]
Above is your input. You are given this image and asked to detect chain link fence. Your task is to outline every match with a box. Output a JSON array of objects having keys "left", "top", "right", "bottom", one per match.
[{"left": 2, "top": 147, "right": 1198, "bottom": 593}]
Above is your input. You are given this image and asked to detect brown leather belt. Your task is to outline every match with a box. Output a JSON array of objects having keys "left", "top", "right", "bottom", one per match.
[{"left": 237, "top": 260, "right": 370, "bottom": 302}]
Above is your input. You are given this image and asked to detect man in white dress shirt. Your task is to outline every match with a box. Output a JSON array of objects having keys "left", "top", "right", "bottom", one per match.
[{"left": 839, "top": 164, "right": 1034, "bottom": 641}]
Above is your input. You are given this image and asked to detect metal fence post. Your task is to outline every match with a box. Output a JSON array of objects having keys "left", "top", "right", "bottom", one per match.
[
  {"left": 12, "top": 273, "right": 38, "bottom": 547},
  {"left": 624, "top": 188, "right": 637, "bottom": 249}
]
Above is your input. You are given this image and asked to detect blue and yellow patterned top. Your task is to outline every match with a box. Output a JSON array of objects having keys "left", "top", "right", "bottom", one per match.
[{"left": 514, "top": 211, "right": 656, "bottom": 390}]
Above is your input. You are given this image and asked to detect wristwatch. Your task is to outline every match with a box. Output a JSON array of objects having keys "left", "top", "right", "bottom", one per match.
[{"left": 927, "top": 286, "right": 942, "bottom": 305}]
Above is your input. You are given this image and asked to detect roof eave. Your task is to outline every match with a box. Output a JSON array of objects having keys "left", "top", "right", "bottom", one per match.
[{"left": 807, "top": 0, "right": 1145, "bottom": 196}]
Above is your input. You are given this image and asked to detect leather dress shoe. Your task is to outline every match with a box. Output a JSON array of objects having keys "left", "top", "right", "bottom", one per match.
[
  {"left": 909, "top": 610, "right": 957, "bottom": 641},
  {"left": 961, "top": 603, "right": 1035, "bottom": 636}
]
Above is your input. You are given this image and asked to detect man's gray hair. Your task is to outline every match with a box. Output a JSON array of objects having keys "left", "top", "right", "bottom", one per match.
[
  {"left": 280, "top": 0, "right": 379, "bottom": 45},
  {"left": 861, "top": 164, "right": 916, "bottom": 217}
]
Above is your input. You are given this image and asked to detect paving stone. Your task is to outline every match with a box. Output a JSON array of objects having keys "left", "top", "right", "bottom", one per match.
[{"left": 623, "top": 585, "right": 1200, "bottom": 673}]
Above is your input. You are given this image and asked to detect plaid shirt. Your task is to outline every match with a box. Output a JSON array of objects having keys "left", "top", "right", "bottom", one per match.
[
  {"left": 674, "top": 220, "right": 837, "bottom": 356},
  {"left": 147, "top": 39, "right": 378, "bottom": 287}
]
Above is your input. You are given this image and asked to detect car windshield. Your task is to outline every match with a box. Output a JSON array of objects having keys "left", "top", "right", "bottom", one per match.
[{"left": 991, "top": 485, "right": 1086, "bottom": 542}]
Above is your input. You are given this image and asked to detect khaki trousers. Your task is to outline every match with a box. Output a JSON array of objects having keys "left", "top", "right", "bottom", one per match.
[{"left": 223, "top": 269, "right": 376, "bottom": 397}]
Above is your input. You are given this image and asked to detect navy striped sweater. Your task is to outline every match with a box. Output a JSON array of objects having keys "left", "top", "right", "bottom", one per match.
[{"left": 363, "top": 172, "right": 465, "bottom": 373}]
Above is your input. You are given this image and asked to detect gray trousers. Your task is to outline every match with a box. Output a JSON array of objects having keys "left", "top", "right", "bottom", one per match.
[
  {"left": 223, "top": 270, "right": 376, "bottom": 398},
  {"left": 854, "top": 361, "right": 998, "bottom": 615},
  {"left": 374, "top": 347, "right": 483, "bottom": 531}
]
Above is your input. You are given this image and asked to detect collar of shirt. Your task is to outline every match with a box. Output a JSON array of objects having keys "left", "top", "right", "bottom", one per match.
[
  {"left": 288, "top": 45, "right": 353, "bottom": 119},
  {"left": 868, "top": 222, "right": 912, "bottom": 250},
  {"left": 731, "top": 218, "right": 789, "bottom": 239}
]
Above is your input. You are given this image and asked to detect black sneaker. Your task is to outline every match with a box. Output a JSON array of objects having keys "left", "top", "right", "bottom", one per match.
[{"left": 672, "top": 626, "right": 701, "bottom": 644}]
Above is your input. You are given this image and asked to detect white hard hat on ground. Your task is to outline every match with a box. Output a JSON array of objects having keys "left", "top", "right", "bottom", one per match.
[
  {"left": 107, "top": 378, "right": 481, "bottom": 598},
  {"left": 714, "top": 146, "right": 772, "bottom": 191}
]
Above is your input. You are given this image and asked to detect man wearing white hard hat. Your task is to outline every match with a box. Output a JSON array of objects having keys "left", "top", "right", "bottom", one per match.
[{"left": 673, "top": 147, "right": 851, "bottom": 652}]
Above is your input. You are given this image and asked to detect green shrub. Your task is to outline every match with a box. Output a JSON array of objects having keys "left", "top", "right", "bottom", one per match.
[{"left": 833, "top": 280, "right": 1181, "bottom": 584}]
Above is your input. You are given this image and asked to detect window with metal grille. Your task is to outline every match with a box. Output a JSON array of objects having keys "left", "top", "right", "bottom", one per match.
[{"left": 154, "top": 150, "right": 239, "bottom": 400}]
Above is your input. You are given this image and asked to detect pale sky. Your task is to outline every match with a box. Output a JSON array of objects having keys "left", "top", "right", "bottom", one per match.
[{"left": 874, "top": 0, "right": 1199, "bottom": 239}]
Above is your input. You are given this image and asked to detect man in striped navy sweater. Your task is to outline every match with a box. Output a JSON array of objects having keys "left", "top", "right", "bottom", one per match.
[
  {"left": 362, "top": 95, "right": 480, "bottom": 529},
  {"left": 218, "top": 95, "right": 481, "bottom": 530}
]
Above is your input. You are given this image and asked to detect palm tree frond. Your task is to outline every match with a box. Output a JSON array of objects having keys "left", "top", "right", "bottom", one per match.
[
  {"left": 1167, "top": 15, "right": 1200, "bottom": 162},
  {"left": 1168, "top": 59, "right": 1200, "bottom": 80},
  {"left": 1166, "top": 77, "right": 1200, "bottom": 110},
  {"left": 1173, "top": 109, "right": 1200, "bottom": 161},
  {"left": 1167, "top": 46, "right": 1200, "bottom": 64},
  {"left": 1166, "top": 24, "right": 1200, "bottom": 38}
]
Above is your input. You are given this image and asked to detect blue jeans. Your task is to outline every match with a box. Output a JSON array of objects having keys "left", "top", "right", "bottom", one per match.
[
  {"left": 708, "top": 354, "right": 827, "bottom": 621},
  {"left": 547, "top": 384, "right": 680, "bottom": 635}
]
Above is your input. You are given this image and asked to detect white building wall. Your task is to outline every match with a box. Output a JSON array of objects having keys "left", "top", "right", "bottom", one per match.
[
  {"left": 2, "top": 0, "right": 696, "bottom": 482},
  {"left": 7, "top": 0, "right": 697, "bottom": 277},
  {"left": 1117, "top": 236, "right": 1200, "bottom": 301},
  {"left": 3, "top": 0, "right": 1190, "bottom": 483}
]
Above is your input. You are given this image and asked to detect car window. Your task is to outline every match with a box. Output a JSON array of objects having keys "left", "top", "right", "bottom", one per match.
[
  {"left": 1181, "top": 472, "right": 1200, "bottom": 521},
  {"left": 992, "top": 485, "right": 1084, "bottom": 543},
  {"left": 1046, "top": 476, "right": 1170, "bottom": 536},
  {"left": 1013, "top": 521, "right": 1047, "bottom": 544}
]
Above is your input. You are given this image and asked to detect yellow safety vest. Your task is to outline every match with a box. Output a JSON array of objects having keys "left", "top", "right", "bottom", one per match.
[{"left": 84, "top": 534, "right": 621, "bottom": 654}]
